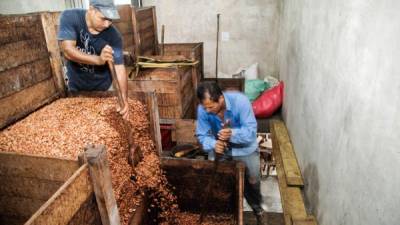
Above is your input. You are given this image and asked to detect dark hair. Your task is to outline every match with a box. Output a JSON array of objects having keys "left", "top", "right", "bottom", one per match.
[{"left": 197, "top": 81, "right": 223, "bottom": 102}]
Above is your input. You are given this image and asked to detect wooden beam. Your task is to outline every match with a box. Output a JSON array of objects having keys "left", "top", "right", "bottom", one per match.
[
  {"left": 235, "top": 162, "right": 245, "bottom": 225},
  {"left": 143, "top": 92, "right": 162, "bottom": 155},
  {"left": 270, "top": 120, "right": 307, "bottom": 225},
  {"left": 40, "top": 12, "right": 66, "bottom": 96},
  {"left": 272, "top": 120, "right": 304, "bottom": 186},
  {"left": 292, "top": 216, "right": 318, "bottom": 225},
  {"left": 84, "top": 144, "right": 121, "bottom": 225},
  {"left": 25, "top": 164, "right": 93, "bottom": 225}
]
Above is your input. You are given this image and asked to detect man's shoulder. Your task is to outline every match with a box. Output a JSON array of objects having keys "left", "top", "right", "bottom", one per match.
[
  {"left": 224, "top": 91, "right": 249, "bottom": 103},
  {"left": 101, "top": 25, "right": 122, "bottom": 40}
]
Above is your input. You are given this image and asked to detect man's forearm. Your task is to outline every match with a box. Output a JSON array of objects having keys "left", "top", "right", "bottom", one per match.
[
  {"left": 114, "top": 64, "right": 128, "bottom": 102},
  {"left": 63, "top": 46, "right": 102, "bottom": 65}
]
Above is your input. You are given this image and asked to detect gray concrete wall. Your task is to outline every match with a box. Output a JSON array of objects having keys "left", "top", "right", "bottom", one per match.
[
  {"left": 279, "top": 0, "right": 400, "bottom": 225},
  {"left": 0, "top": 0, "right": 67, "bottom": 14},
  {"left": 143, "top": 0, "right": 280, "bottom": 78}
]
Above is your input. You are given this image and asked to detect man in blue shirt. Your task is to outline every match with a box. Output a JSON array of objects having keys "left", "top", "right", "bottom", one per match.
[
  {"left": 196, "top": 82, "right": 266, "bottom": 224},
  {"left": 58, "top": 0, "right": 129, "bottom": 119}
]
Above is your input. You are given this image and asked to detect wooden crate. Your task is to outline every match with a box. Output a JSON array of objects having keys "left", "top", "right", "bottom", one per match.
[
  {"left": 128, "top": 66, "right": 197, "bottom": 119},
  {"left": 161, "top": 43, "right": 204, "bottom": 81}
]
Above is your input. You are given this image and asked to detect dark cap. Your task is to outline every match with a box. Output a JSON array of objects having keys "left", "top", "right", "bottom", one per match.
[{"left": 90, "top": 0, "right": 120, "bottom": 20}]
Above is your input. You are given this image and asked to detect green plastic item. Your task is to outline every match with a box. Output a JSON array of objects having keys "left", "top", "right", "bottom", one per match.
[{"left": 245, "top": 79, "right": 270, "bottom": 102}]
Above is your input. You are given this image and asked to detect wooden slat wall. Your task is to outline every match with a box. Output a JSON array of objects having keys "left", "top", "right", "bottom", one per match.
[
  {"left": 0, "top": 152, "right": 79, "bottom": 224},
  {"left": 0, "top": 13, "right": 61, "bottom": 130},
  {"left": 25, "top": 164, "right": 93, "bottom": 225}
]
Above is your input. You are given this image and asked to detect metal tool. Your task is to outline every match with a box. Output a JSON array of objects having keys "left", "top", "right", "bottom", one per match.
[
  {"left": 215, "top": 14, "right": 220, "bottom": 84},
  {"left": 199, "top": 119, "right": 230, "bottom": 224},
  {"left": 108, "top": 61, "right": 142, "bottom": 166}
]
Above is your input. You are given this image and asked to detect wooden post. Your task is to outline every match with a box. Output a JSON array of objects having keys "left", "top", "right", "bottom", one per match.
[{"left": 84, "top": 144, "right": 121, "bottom": 225}]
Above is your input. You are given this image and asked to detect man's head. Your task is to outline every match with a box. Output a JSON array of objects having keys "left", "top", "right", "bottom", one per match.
[
  {"left": 197, "top": 81, "right": 225, "bottom": 114},
  {"left": 87, "top": 0, "right": 120, "bottom": 32}
]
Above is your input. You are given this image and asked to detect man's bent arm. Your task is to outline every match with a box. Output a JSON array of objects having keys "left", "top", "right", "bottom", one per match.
[{"left": 60, "top": 40, "right": 103, "bottom": 65}]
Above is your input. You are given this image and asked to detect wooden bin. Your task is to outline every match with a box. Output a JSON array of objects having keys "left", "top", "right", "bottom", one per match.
[
  {"left": 0, "top": 12, "right": 162, "bottom": 225},
  {"left": 133, "top": 158, "right": 245, "bottom": 225}
]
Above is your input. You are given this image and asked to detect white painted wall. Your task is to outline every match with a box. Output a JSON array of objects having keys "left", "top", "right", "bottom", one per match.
[
  {"left": 279, "top": 0, "right": 400, "bottom": 225},
  {"left": 143, "top": 0, "right": 280, "bottom": 78},
  {"left": 0, "top": 0, "right": 66, "bottom": 14}
]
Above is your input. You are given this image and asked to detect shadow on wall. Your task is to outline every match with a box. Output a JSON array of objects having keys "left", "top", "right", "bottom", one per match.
[{"left": 303, "top": 163, "right": 321, "bottom": 222}]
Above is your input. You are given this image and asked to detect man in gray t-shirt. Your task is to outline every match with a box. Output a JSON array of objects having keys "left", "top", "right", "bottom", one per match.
[{"left": 58, "top": 0, "right": 129, "bottom": 119}]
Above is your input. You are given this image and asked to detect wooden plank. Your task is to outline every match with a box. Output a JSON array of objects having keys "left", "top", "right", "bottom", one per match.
[
  {"left": 67, "top": 194, "right": 102, "bottom": 225},
  {"left": 270, "top": 120, "right": 307, "bottom": 225},
  {"left": 136, "top": 67, "right": 179, "bottom": 80},
  {"left": 0, "top": 214, "right": 27, "bottom": 225},
  {"left": 140, "top": 27, "right": 155, "bottom": 41},
  {"left": 273, "top": 120, "right": 304, "bottom": 186},
  {"left": 174, "top": 119, "right": 197, "bottom": 144},
  {"left": 128, "top": 80, "right": 177, "bottom": 93},
  {"left": 0, "top": 58, "right": 52, "bottom": 98},
  {"left": 25, "top": 164, "right": 93, "bottom": 225},
  {"left": 121, "top": 33, "right": 135, "bottom": 48},
  {"left": 0, "top": 38, "right": 48, "bottom": 72},
  {"left": 136, "top": 7, "right": 154, "bottom": 21},
  {"left": 151, "top": 7, "right": 159, "bottom": 55},
  {"left": 292, "top": 216, "right": 318, "bottom": 225},
  {"left": 0, "top": 196, "right": 45, "bottom": 218},
  {"left": 235, "top": 162, "right": 245, "bottom": 225},
  {"left": 0, "top": 151, "right": 79, "bottom": 181},
  {"left": 0, "top": 78, "right": 59, "bottom": 129},
  {"left": 40, "top": 12, "right": 66, "bottom": 96},
  {"left": 138, "top": 18, "right": 154, "bottom": 33},
  {"left": 116, "top": 4, "right": 133, "bottom": 22},
  {"left": 113, "top": 22, "right": 133, "bottom": 35},
  {"left": 84, "top": 145, "right": 121, "bottom": 225},
  {"left": 0, "top": 176, "right": 63, "bottom": 200},
  {"left": 142, "top": 92, "right": 162, "bottom": 155},
  {"left": 0, "top": 14, "right": 43, "bottom": 45}
]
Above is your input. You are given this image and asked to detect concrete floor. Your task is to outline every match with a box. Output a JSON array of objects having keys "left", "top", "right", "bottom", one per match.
[{"left": 243, "top": 168, "right": 284, "bottom": 225}]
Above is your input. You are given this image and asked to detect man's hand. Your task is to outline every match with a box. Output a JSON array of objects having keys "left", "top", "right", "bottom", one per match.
[
  {"left": 215, "top": 140, "right": 227, "bottom": 154},
  {"left": 117, "top": 100, "right": 129, "bottom": 120},
  {"left": 218, "top": 128, "right": 232, "bottom": 141},
  {"left": 97, "top": 45, "right": 114, "bottom": 65}
]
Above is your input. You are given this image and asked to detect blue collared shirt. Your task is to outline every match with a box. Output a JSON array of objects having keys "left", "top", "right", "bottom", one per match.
[{"left": 196, "top": 91, "right": 258, "bottom": 157}]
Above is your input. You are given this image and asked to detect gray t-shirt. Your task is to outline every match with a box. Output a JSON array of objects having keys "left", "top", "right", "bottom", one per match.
[{"left": 57, "top": 9, "right": 124, "bottom": 91}]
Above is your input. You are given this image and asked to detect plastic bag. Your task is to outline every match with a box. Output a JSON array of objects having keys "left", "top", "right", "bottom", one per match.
[
  {"left": 245, "top": 79, "right": 270, "bottom": 102},
  {"left": 252, "top": 81, "right": 284, "bottom": 118}
]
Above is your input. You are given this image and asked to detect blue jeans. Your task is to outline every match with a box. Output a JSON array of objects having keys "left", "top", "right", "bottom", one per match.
[{"left": 208, "top": 150, "right": 263, "bottom": 214}]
